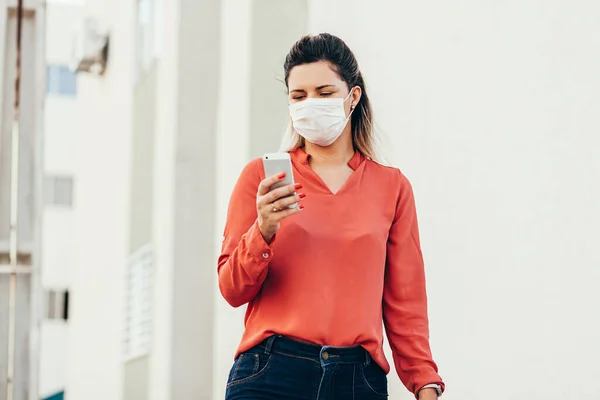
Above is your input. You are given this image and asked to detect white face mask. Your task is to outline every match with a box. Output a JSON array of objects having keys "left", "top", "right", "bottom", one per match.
[{"left": 288, "top": 89, "right": 355, "bottom": 147}]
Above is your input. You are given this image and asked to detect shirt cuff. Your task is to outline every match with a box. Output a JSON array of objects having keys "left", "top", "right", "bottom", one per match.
[{"left": 243, "top": 220, "right": 275, "bottom": 281}]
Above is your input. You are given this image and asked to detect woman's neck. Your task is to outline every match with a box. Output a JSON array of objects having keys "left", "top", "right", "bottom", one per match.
[{"left": 303, "top": 129, "right": 354, "bottom": 167}]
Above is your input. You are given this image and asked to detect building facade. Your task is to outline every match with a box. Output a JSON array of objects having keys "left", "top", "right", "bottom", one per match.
[
  {"left": 39, "top": 2, "right": 83, "bottom": 399},
  {"left": 66, "top": 0, "right": 308, "bottom": 399}
]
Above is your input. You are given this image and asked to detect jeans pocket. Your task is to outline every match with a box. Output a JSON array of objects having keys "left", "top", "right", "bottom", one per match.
[
  {"left": 226, "top": 351, "right": 273, "bottom": 388},
  {"left": 359, "top": 362, "right": 388, "bottom": 397}
]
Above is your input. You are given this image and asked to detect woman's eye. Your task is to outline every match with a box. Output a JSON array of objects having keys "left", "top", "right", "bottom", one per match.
[
  {"left": 292, "top": 96, "right": 305, "bottom": 100},
  {"left": 320, "top": 92, "right": 333, "bottom": 96}
]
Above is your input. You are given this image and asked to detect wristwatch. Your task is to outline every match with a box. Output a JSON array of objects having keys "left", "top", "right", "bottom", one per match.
[{"left": 420, "top": 383, "right": 443, "bottom": 397}]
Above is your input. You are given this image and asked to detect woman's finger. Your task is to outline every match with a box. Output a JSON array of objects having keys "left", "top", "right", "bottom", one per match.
[
  {"left": 272, "top": 193, "right": 305, "bottom": 211},
  {"left": 274, "top": 203, "right": 304, "bottom": 219},
  {"left": 262, "top": 183, "right": 301, "bottom": 205},
  {"left": 257, "top": 173, "right": 287, "bottom": 196}
]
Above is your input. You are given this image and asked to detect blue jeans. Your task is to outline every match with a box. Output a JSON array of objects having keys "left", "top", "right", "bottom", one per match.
[{"left": 225, "top": 335, "right": 388, "bottom": 400}]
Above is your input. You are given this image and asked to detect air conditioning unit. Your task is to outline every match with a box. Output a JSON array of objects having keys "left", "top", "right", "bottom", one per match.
[{"left": 71, "top": 17, "right": 109, "bottom": 75}]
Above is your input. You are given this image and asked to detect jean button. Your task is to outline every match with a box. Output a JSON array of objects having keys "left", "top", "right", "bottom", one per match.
[
  {"left": 261, "top": 252, "right": 269, "bottom": 259},
  {"left": 322, "top": 351, "right": 329, "bottom": 360}
]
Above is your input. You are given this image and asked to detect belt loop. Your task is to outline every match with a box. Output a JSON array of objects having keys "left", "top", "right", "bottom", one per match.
[
  {"left": 264, "top": 335, "right": 277, "bottom": 355},
  {"left": 364, "top": 350, "right": 371, "bottom": 366}
]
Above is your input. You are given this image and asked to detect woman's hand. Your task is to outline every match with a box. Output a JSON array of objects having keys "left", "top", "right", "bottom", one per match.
[{"left": 256, "top": 173, "right": 305, "bottom": 244}]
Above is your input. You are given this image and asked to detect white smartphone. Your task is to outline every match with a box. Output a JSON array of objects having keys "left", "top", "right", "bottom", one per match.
[{"left": 262, "top": 152, "right": 297, "bottom": 208}]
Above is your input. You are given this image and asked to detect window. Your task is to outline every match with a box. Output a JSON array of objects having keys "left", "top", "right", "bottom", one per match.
[
  {"left": 46, "top": 64, "right": 77, "bottom": 96},
  {"left": 45, "top": 176, "right": 74, "bottom": 207},
  {"left": 44, "top": 289, "right": 69, "bottom": 321},
  {"left": 123, "top": 244, "right": 153, "bottom": 361}
]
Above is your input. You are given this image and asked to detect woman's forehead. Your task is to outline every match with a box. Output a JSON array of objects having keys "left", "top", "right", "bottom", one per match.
[{"left": 287, "top": 61, "right": 343, "bottom": 90}]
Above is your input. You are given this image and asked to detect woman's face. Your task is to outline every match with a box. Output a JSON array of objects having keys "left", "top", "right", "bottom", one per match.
[{"left": 287, "top": 61, "right": 360, "bottom": 117}]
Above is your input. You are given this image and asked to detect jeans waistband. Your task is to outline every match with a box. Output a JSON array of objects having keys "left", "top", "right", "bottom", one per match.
[{"left": 256, "top": 335, "right": 372, "bottom": 365}]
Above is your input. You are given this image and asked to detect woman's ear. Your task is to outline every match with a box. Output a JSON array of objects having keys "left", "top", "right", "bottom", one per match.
[{"left": 351, "top": 86, "right": 362, "bottom": 109}]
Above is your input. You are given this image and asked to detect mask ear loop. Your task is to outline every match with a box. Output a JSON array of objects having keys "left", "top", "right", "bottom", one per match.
[
  {"left": 346, "top": 86, "right": 359, "bottom": 113},
  {"left": 346, "top": 87, "right": 359, "bottom": 139},
  {"left": 347, "top": 92, "right": 357, "bottom": 122}
]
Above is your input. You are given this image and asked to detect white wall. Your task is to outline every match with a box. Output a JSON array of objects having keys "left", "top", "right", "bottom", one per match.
[
  {"left": 39, "top": 322, "right": 69, "bottom": 397},
  {"left": 147, "top": 0, "right": 177, "bottom": 395},
  {"left": 40, "top": 2, "right": 82, "bottom": 397},
  {"left": 43, "top": 96, "right": 78, "bottom": 290},
  {"left": 213, "top": 0, "right": 252, "bottom": 397},
  {"left": 45, "top": 1, "right": 82, "bottom": 64},
  {"left": 310, "top": 1, "right": 600, "bottom": 399},
  {"left": 66, "top": 0, "right": 135, "bottom": 398}
]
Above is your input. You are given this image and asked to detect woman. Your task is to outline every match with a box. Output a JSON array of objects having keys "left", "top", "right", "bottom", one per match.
[{"left": 218, "top": 33, "right": 444, "bottom": 400}]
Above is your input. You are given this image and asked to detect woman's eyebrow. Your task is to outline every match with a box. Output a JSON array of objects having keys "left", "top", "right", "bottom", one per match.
[
  {"left": 316, "top": 84, "right": 336, "bottom": 90},
  {"left": 289, "top": 84, "right": 337, "bottom": 94}
]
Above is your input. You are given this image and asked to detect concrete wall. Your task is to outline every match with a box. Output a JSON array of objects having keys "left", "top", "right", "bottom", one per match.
[
  {"left": 122, "top": 356, "right": 148, "bottom": 400},
  {"left": 40, "top": 3, "right": 81, "bottom": 396},
  {"left": 0, "top": 0, "right": 10, "bottom": 254},
  {"left": 66, "top": 0, "right": 135, "bottom": 398},
  {"left": 42, "top": 1, "right": 80, "bottom": 291},
  {"left": 129, "top": 63, "right": 156, "bottom": 253},
  {"left": 310, "top": 1, "right": 600, "bottom": 399},
  {"left": 212, "top": 1, "right": 253, "bottom": 397},
  {"left": 38, "top": 322, "right": 69, "bottom": 398},
  {"left": 169, "top": 0, "right": 220, "bottom": 394},
  {"left": 122, "top": 57, "right": 158, "bottom": 400},
  {"left": 248, "top": 0, "right": 308, "bottom": 157},
  {"left": 133, "top": 0, "right": 222, "bottom": 398}
]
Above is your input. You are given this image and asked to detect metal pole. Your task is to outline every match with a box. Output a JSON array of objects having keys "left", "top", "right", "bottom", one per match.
[
  {"left": 7, "top": 0, "right": 23, "bottom": 399},
  {"left": 29, "top": 2, "right": 46, "bottom": 398}
]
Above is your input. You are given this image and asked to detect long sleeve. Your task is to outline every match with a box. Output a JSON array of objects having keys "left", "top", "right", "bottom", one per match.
[
  {"left": 383, "top": 171, "right": 444, "bottom": 397},
  {"left": 218, "top": 159, "right": 273, "bottom": 308}
]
